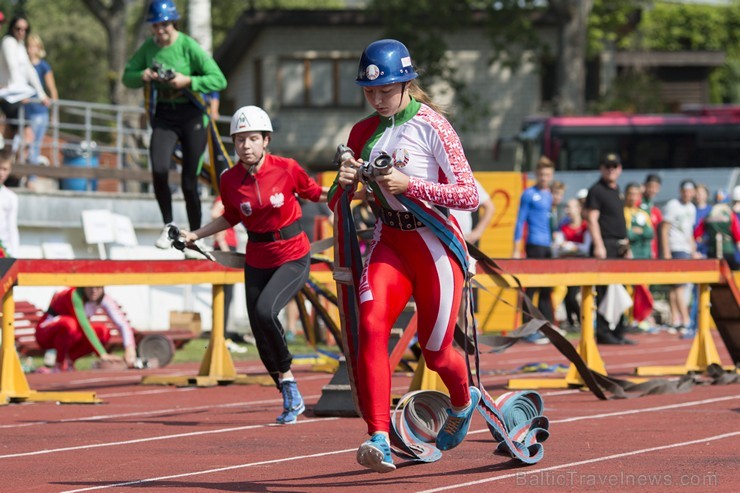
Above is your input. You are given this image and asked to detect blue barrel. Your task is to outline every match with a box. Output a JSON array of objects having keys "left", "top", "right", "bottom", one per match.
[{"left": 60, "top": 143, "right": 99, "bottom": 191}]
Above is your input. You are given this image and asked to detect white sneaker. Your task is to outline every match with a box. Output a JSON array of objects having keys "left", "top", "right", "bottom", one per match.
[
  {"left": 225, "top": 339, "right": 248, "bottom": 354},
  {"left": 155, "top": 224, "right": 175, "bottom": 249}
]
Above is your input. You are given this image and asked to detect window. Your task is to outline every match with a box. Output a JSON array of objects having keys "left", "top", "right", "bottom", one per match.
[{"left": 279, "top": 57, "right": 363, "bottom": 108}]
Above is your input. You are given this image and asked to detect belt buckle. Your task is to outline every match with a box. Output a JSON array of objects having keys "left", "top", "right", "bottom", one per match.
[
  {"left": 400, "top": 212, "right": 416, "bottom": 230},
  {"left": 272, "top": 230, "right": 282, "bottom": 241}
]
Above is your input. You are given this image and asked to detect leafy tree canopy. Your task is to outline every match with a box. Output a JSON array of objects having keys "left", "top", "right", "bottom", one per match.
[{"left": 620, "top": 1, "right": 740, "bottom": 103}]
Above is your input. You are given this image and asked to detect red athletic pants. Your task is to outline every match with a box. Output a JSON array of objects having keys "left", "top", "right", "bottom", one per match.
[
  {"left": 36, "top": 315, "right": 110, "bottom": 367},
  {"left": 357, "top": 226, "right": 470, "bottom": 435}
]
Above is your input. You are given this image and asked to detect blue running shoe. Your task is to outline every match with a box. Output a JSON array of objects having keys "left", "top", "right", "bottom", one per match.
[
  {"left": 356, "top": 434, "right": 395, "bottom": 473},
  {"left": 276, "top": 380, "right": 305, "bottom": 424},
  {"left": 435, "top": 386, "right": 481, "bottom": 451}
]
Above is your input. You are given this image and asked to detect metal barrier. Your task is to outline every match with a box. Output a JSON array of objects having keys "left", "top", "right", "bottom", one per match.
[
  {"left": 475, "top": 258, "right": 728, "bottom": 389},
  {"left": 6, "top": 98, "right": 232, "bottom": 191},
  {"left": 0, "top": 259, "right": 264, "bottom": 405}
]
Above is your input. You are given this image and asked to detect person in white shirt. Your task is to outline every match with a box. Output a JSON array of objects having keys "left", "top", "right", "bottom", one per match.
[
  {"left": 0, "top": 149, "right": 18, "bottom": 256},
  {"left": 450, "top": 178, "right": 494, "bottom": 245},
  {"left": 0, "top": 15, "right": 48, "bottom": 146},
  {"left": 661, "top": 179, "right": 699, "bottom": 332}
]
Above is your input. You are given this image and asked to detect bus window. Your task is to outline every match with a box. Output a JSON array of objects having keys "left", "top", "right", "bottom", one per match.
[{"left": 558, "top": 135, "right": 618, "bottom": 170}]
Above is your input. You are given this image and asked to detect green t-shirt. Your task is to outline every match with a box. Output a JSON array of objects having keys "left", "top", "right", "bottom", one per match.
[
  {"left": 122, "top": 32, "right": 227, "bottom": 104},
  {"left": 625, "top": 206, "right": 654, "bottom": 259}
]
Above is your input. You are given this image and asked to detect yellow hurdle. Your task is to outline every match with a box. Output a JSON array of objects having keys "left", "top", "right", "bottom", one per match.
[
  {"left": 409, "top": 355, "right": 449, "bottom": 395},
  {"left": 635, "top": 284, "right": 724, "bottom": 376},
  {"left": 142, "top": 284, "right": 272, "bottom": 387},
  {"left": 0, "top": 290, "right": 100, "bottom": 405},
  {"left": 508, "top": 285, "right": 606, "bottom": 390}
]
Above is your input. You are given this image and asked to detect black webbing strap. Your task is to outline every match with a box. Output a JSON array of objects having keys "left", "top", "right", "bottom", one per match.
[{"left": 466, "top": 243, "right": 702, "bottom": 399}]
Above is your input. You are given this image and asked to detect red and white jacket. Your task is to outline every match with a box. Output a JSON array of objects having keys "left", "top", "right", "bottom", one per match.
[{"left": 330, "top": 98, "right": 478, "bottom": 219}]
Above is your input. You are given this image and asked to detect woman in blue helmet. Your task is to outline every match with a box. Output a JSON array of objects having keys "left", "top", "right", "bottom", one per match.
[
  {"left": 328, "top": 39, "right": 481, "bottom": 473},
  {"left": 122, "top": 0, "right": 226, "bottom": 254}
]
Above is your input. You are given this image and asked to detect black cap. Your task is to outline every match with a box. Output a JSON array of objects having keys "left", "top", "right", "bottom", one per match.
[{"left": 600, "top": 153, "right": 621, "bottom": 166}]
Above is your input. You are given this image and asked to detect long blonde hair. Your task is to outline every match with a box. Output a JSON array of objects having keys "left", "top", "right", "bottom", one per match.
[
  {"left": 407, "top": 80, "right": 446, "bottom": 116},
  {"left": 26, "top": 33, "right": 46, "bottom": 59}
]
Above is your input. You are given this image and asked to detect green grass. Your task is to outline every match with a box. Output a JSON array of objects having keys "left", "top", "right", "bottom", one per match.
[{"left": 22, "top": 336, "right": 342, "bottom": 373}]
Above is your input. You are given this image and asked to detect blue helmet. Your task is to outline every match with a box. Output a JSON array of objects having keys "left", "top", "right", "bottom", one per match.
[
  {"left": 147, "top": 0, "right": 180, "bottom": 23},
  {"left": 356, "top": 39, "right": 418, "bottom": 87}
]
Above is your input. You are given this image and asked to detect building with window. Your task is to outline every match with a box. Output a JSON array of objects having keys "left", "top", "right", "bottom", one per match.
[{"left": 215, "top": 9, "right": 560, "bottom": 170}]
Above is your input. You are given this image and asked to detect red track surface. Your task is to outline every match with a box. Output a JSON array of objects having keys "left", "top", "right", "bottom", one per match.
[{"left": 1, "top": 330, "right": 738, "bottom": 493}]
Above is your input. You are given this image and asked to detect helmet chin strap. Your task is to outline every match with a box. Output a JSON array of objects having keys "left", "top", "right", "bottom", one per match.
[{"left": 246, "top": 151, "right": 266, "bottom": 175}]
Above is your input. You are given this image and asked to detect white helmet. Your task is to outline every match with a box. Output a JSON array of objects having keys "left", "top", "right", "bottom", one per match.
[
  {"left": 230, "top": 106, "right": 273, "bottom": 136},
  {"left": 732, "top": 185, "right": 740, "bottom": 202}
]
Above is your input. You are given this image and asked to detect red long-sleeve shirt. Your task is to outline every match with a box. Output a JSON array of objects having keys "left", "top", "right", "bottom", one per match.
[{"left": 219, "top": 154, "right": 322, "bottom": 268}]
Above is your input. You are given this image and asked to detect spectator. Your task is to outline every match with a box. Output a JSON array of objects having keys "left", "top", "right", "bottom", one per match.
[
  {"left": 624, "top": 182, "right": 654, "bottom": 260},
  {"left": 639, "top": 174, "right": 663, "bottom": 259},
  {"left": 693, "top": 183, "right": 711, "bottom": 257},
  {"left": 625, "top": 182, "right": 656, "bottom": 331},
  {"left": 513, "top": 156, "right": 554, "bottom": 342},
  {"left": 661, "top": 179, "right": 699, "bottom": 335},
  {"left": 694, "top": 185, "right": 740, "bottom": 270},
  {"left": 0, "top": 15, "right": 48, "bottom": 164},
  {"left": 576, "top": 188, "right": 588, "bottom": 210},
  {"left": 0, "top": 149, "right": 18, "bottom": 257},
  {"left": 23, "top": 33, "right": 57, "bottom": 189},
  {"left": 557, "top": 198, "right": 591, "bottom": 331},
  {"left": 550, "top": 180, "right": 566, "bottom": 232},
  {"left": 122, "top": 0, "right": 226, "bottom": 254},
  {"left": 35, "top": 286, "right": 137, "bottom": 372},
  {"left": 450, "top": 177, "right": 495, "bottom": 245},
  {"left": 585, "top": 153, "right": 634, "bottom": 345}
]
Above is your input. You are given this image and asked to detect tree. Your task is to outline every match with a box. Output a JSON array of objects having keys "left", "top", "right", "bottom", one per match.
[
  {"left": 369, "top": 0, "right": 643, "bottom": 116},
  {"left": 79, "top": 0, "right": 150, "bottom": 106},
  {"left": 620, "top": 1, "right": 740, "bottom": 104},
  {"left": 550, "top": 0, "right": 593, "bottom": 114}
]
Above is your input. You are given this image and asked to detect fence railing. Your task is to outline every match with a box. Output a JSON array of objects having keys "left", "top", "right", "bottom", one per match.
[{"left": 6, "top": 98, "right": 233, "bottom": 193}]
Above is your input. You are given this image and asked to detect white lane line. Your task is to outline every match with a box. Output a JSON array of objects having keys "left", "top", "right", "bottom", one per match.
[
  {"left": 59, "top": 448, "right": 358, "bottom": 493},
  {"left": 98, "top": 387, "right": 199, "bottom": 398},
  {"left": 0, "top": 417, "right": 338, "bottom": 459},
  {"left": 0, "top": 394, "right": 314, "bottom": 430},
  {"left": 3, "top": 394, "right": 736, "bottom": 462},
  {"left": 464, "top": 394, "right": 739, "bottom": 436},
  {"left": 0, "top": 381, "right": 411, "bottom": 431},
  {"left": 55, "top": 415, "right": 740, "bottom": 492},
  {"left": 415, "top": 431, "right": 740, "bottom": 493}
]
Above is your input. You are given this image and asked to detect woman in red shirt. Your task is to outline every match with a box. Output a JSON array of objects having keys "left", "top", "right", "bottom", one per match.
[
  {"left": 181, "top": 106, "right": 327, "bottom": 425},
  {"left": 35, "top": 286, "right": 136, "bottom": 371}
]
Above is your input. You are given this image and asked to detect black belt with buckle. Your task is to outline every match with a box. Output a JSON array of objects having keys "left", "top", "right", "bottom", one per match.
[
  {"left": 379, "top": 208, "right": 425, "bottom": 230},
  {"left": 249, "top": 220, "right": 303, "bottom": 242}
]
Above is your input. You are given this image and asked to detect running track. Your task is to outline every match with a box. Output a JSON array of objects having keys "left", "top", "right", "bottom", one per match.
[{"left": 1, "top": 330, "right": 738, "bottom": 493}]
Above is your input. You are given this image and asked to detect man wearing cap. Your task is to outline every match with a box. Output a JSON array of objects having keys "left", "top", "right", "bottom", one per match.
[
  {"left": 585, "top": 152, "right": 634, "bottom": 345},
  {"left": 662, "top": 179, "right": 699, "bottom": 334}
]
